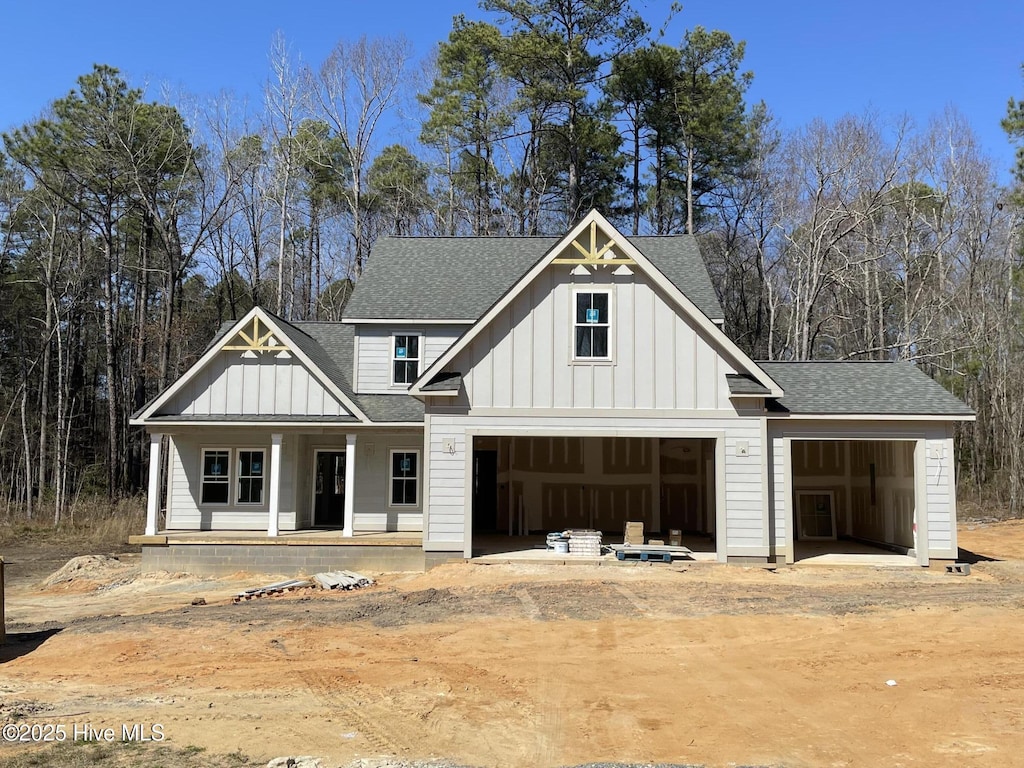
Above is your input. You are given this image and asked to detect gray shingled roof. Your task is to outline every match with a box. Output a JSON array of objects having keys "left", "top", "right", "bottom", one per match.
[
  {"left": 344, "top": 234, "right": 724, "bottom": 322},
  {"left": 421, "top": 372, "right": 463, "bottom": 392},
  {"left": 759, "top": 361, "right": 974, "bottom": 416},
  {"left": 726, "top": 373, "right": 772, "bottom": 396},
  {"left": 294, "top": 321, "right": 423, "bottom": 423}
]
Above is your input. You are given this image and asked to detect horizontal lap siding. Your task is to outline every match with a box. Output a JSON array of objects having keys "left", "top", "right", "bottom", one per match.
[
  {"left": 165, "top": 431, "right": 297, "bottom": 531},
  {"left": 300, "top": 430, "right": 425, "bottom": 532},
  {"left": 723, "top": 422, "right": 764, "bottom": 550},
  {"left": 427, "top": 428, "right": 468, "bottom": 544},
  {"left": 425, "top": 414, "right": 765, "bottom": 554},
  {"left": 355, "top": 326, "right": 466, "bottom": 394},
  {"left": 926, "top": 436, "right": 956, "bottom": 555}
]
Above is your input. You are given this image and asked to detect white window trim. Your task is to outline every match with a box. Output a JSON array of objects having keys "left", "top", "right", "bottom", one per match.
[
  {"left": 390, "top": 332, "right": 423, "bottom": 387},
  {"left": 572, "top": 288, "right": 613, "bottom": 362},
  {"left": 388, "top": 448, "right": 421, "bottom": 508},
  {"left": 235, "top": 446, "right": 268, "bottom": 506},
  {"left": 198, "top": 446, "right": 269, "bottom": 508}
]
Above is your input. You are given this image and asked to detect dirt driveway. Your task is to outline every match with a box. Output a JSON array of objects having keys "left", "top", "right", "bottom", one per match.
[{"left": 2, "top": 521, "right": 1024, "bottom": 767}]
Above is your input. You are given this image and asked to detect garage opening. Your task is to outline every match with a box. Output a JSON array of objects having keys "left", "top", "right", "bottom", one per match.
[
  {"left": 791, "top": 439, "right": 917, "bottom": 563},
  {"left": 471, "top": 436, "right": 716, "bottom": 557}
]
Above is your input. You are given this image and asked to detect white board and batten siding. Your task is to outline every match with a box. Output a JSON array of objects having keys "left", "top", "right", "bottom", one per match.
[
  {"left": 455, "top": 267, "right": 741, "bottom": 411},
  {"left": 162, "top": 351, "right": 349, "bottom": 418},
  {"left": 166, "top": 431, "right": 299, "bottom": 531},
  {"left": 423, "top": 414, "right": 766, "bottom": 559},
  {"left": 354, "top": 325, "right": 468, "bottom": 394}
]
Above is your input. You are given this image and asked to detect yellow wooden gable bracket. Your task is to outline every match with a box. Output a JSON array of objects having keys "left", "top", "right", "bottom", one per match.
[
  {"left": 551, "top": 220, "right": 636, "bottom": 265},
  {"left": 221, "top": 315, "right": 291, "bottom": 354}
]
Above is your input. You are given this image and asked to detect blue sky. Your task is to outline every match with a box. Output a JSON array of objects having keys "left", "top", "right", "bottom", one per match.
[{"left": 1, "top": 1, "right": 1021, "bottom": 181}]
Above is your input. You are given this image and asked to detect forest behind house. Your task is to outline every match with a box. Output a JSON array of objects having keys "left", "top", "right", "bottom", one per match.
[{"left": 2, "top": 0, "right": 1024, "bottom": 525}]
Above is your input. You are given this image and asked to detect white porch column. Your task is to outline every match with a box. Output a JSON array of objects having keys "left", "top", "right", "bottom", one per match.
[
  {"left": 343, "top": 432, "right": 357, "bottom": 537},
  {"left": 145, "top": 433, "right": 163, "bottom": 536},
  {"left": 267, "top": 433, "right": 283, "bottom": 537}
]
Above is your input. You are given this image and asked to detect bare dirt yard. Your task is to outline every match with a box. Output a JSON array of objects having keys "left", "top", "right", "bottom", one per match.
[{"left": 3, "top": 521, "right": 1024, "bottom": 768}]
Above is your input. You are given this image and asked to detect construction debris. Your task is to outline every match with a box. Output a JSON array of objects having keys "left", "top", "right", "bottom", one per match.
[
  {"left": 233, "top": 578, "right": 315, "bottom": 602},
  {"left": 313, "top": 570, "right": 374, "bottom": 591}
]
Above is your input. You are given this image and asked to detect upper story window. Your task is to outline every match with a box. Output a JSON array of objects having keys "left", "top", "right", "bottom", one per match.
[
  {"left": 392, "top": 334, "right": 421, "bottom": 385},
  {"left": 575, "top": 291, "right": 610, "bottom": 359}
]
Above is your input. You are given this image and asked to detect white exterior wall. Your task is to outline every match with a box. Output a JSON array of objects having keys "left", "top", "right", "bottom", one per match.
[
  {"left": 297, "top": 430, "right": 425, "bottom": 532},
  {"left": 354, "top": 325, "right": 468, "bottom": 394},
  {"left": 453, "top": 267, "right": 740, "bottom": 410},
  {"left": 166, "top": 430, "right": 298, "bottom": 531},
  {"left": 925, "top": 430, "right": 958, "bottom": 559},
  {"left": 766, "top": 420, "right": 960, "bottom": 563},
  {"left": 423, "top": 413, "right": 765, "bottom": 559},
  {"left": 162, "top": 351, "right": 349, "bottom": 417}
]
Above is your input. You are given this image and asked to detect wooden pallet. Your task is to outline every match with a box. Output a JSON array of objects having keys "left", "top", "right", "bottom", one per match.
[{"left": 610, "top": 544, "right": 692, "bottom": 563}]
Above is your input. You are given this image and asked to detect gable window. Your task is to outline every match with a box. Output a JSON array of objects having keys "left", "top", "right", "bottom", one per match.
[
  {"left": 392, "top": 334, "right": 420, "bottom": 385},
  {"left": 201, "top": 449, "right": 231, "bottom": 504},
  {"left": 575, "top": 291, "right": 610, "bottom": 359},
  {"left": 389, "top": 449, "right": 419, "bottom": 506},
  {"left": 237, "top": 449, "right": 265, "bottom": 504}
]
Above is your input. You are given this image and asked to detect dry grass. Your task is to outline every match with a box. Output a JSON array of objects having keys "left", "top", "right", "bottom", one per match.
[
  {"left": 0, "top": 496, "right": 145, "bottom": 551},
  {"left": 2, "top": 742, "right": 260, "bottom": 768}
]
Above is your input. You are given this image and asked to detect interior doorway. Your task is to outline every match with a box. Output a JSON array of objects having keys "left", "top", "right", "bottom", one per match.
[{"left": 314, "top": 450, "right": 346, "bottom": 527}]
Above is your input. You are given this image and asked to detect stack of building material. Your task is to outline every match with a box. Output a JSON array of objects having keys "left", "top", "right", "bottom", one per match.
[
  {"left": 313, "top": 570, "right": 374, "bottom": 590},
  {"left": 567, "top": 529, "right": 602, "bottom": 557},
  {"left": 233, "top": 578, "right": 314, "bottom": 602},
  {"left": 624, "top": 521, "right": 645, "bottom": 545}
]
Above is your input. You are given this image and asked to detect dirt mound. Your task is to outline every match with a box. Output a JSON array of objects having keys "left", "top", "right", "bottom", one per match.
[{"left": 40, "top": 554, "right": 135, "bottom": 590}]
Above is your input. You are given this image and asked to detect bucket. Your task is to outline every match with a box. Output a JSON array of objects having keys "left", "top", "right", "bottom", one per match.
[{"left": 553, "top": 539, "right": 569, "bottom": 554}]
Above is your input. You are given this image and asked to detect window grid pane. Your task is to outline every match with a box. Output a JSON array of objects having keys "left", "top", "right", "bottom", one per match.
[
  {"left": 237, "top": 450, "right": 265, "bottom": 504},
  {"left": 393, "top": 335, "right": 420, "bottom": 384},
  {"left": 574, "top": 292, "right": 610, "bottom": 359},
  {"left": 391, "top": 452, "right": 418, "bottom": 505},
  {"left": 202, "top": 450, "right": 230, "bottom": 504}
]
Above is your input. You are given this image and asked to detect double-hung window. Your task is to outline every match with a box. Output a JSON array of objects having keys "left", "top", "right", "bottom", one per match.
[
  {"left": 575, "top": 291, "right": 610, "bottom": 359},
  {"left": 236, "top": 450, "right": 265, "bottom": 504},
  {"left": 200, "top": 448, "right": 266, "bottom": 505},
  {"left": 392, "top": 334, "right": 420, "bottom": 385},
  {"left": 201, "top": 450, "right": 231, "bottom": 504},
  {"left": 389, "top": 450, "right": 419, "bottom": 506}
]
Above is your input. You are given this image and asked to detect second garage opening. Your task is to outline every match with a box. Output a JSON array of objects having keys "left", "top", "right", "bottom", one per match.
[{"left": 791, "top": 439, "right": 917, "bottom": 561}]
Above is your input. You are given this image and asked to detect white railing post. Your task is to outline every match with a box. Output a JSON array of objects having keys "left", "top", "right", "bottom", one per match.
[
  {"left": 268, "top": 433, "right": 283, "bottom": 537},
  {"left": 343, "top": 433, "right": 357, "bottom": 537},
  {"left": 145, "top": 433, "right": 163, "bottom": 536}
]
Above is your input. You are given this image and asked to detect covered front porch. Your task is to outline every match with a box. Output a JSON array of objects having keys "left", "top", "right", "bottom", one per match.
[{"left": 143, "top": 424, "right": 425, "bottom": 538}]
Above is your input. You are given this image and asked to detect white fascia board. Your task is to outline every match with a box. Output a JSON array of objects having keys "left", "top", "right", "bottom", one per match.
[
  {"left": 130, "top": 419, "right": 423, "bottom": 428},
  {"left": 137, "top": 306, "right": 262, "bottom": 421},
  {"left": 137, "top": 306, "right": 369, "bottom": 424},
  {"left": 766, "top": 412, "right": 976, "bottom": 422},
  {"left": 412, "top": 209, "right": 782, "bottom": 397},
  {"left": 341, "top": 318, "right": 476, "bottom": 325}
]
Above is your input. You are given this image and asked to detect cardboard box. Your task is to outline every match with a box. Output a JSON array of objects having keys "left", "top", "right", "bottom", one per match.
[
  {"left": 668, "top": 529, "right": 682, "bottom": 547},
  {"left": 624, "top": 521, "right": 644, "bottom": 545}
]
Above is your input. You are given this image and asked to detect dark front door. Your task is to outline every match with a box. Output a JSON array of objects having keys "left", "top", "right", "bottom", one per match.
[
  {"left": 314, "top": 451, "right": 346, "bottom": 527},
  {"left": 472, "top": 450, "right": 499, "bottom": 533}
]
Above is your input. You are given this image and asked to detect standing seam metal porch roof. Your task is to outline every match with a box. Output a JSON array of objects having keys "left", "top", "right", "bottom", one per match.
[{"left": 343, "top": 235, "right": 724, "bottom": 322}]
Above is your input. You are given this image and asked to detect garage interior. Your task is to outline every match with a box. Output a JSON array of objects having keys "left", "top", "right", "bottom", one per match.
[
  {"left": 470, "top": 435, "right": 716, "bottom": 556},
  {"left": 790, "top": 439, "right": 917, "bottom": 562}
]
